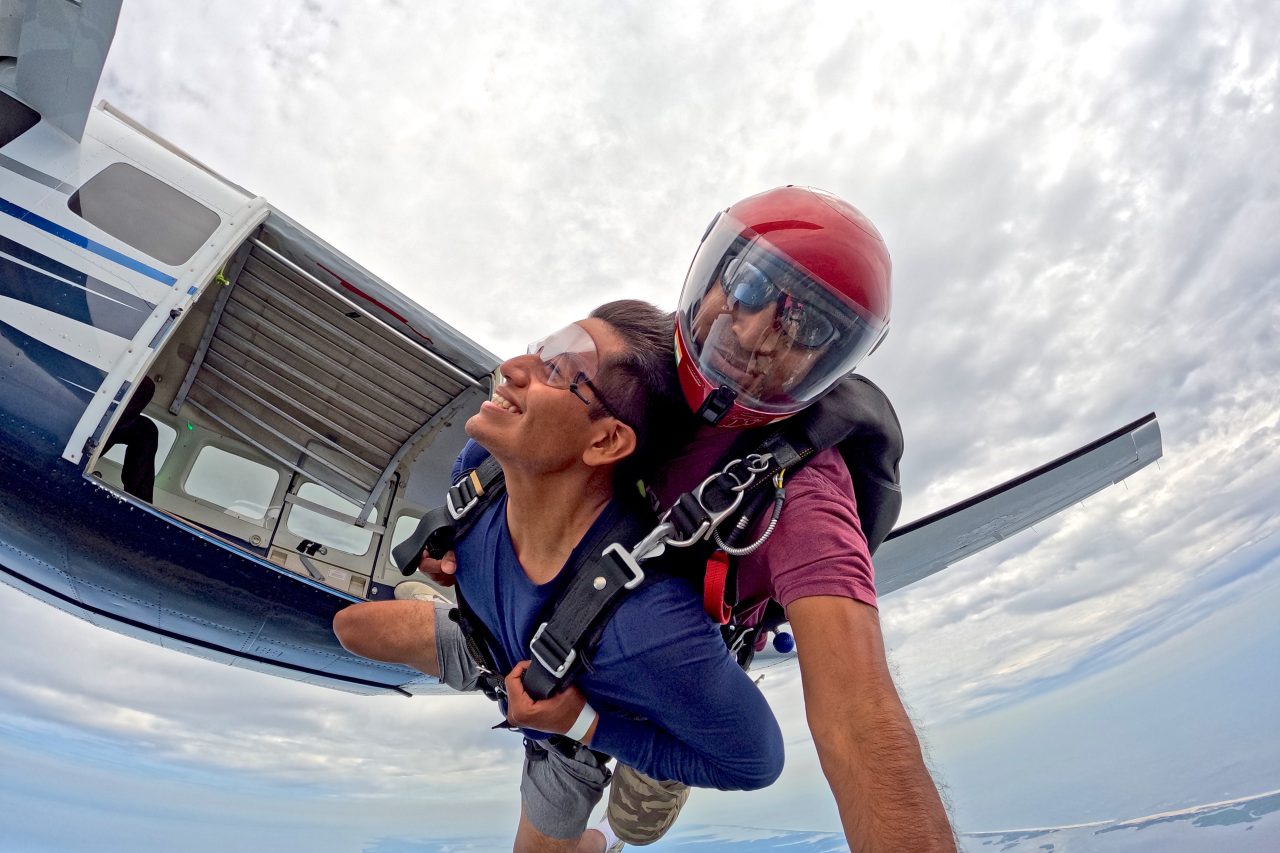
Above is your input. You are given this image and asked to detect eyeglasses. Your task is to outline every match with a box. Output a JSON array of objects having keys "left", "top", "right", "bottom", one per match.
[
  {"left": 525, "top": 324, "right": 627, "bottom": 422},
  {"left": 720, "top": 256, "right": 838, "bottom": 348}
]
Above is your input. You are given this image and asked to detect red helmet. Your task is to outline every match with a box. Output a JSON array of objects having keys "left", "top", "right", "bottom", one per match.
[{"left": 675, "top": 186, "right": 892, "bottom": 428}]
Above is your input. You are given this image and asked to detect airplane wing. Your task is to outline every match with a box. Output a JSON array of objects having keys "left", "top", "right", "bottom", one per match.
[
  {"left": 14, "top": 0, "right": 124, "bottom": 141},
  {"left": 874, "top": 413, "right": 1162, "bottom": 595}
]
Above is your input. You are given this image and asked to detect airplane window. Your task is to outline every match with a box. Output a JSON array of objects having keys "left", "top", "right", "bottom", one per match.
[
  {"left": 387, "top": 514, "right": 423, "bottom": 568},
  {"left": 286, "top": 483, "right": 378, "bottom": 557},
  {"left": 102, "top": 417, "right": 177, "bottom": 471},
  {"left": 0, "top": 92, "right": 40, "bottom": 148},
  {"left": 183, "top": 446, "right": 280, "bottom": 521},
  {"left": 68, "top": 162, "right": 220, "bottom": 266}
]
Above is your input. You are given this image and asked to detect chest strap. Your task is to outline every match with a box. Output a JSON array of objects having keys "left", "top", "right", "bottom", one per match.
[{"left": 521, "top": 507, "right": 652, "bottom": 699}]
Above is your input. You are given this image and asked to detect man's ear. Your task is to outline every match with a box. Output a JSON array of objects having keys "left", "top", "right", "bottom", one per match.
[{"left": 582, "top": 418, "right": 637, "bottom": 469}]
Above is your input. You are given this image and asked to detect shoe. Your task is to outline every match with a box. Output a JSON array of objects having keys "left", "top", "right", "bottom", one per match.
[
  {"left": 393, "top": 580, "right": 444, "bottom": 602},
  {"left": 605, "top": 763, "right": 690, "bottom": 845}
]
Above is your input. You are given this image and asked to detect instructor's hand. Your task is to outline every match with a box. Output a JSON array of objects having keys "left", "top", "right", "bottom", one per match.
[
  {"left": 417, "top": 549, "right": 457, "bottom": 588},
  {"left": 505, "top": 661, "right": 595, "bottom": 743}
]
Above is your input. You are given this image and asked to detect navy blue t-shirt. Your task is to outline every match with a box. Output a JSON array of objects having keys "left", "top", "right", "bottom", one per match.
[{"left": 450, "top": 442, "right": 783, "bottom": 790}]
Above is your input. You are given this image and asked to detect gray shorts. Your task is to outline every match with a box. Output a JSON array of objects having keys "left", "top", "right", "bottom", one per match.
[
  {"left": 433, "top": 602, "right": 613, "bottom": 839},
  {"left": 433, "top": 600, "right": 484, "bottom": 691},
  {"left": 520, "top": 737, "right": 613, "bottom": 838}
]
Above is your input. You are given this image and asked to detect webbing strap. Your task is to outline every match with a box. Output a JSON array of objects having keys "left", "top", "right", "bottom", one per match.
[
  {"left": 756, "top": 432, "right": 807, "bottom": 472},
  {"left": 449, "top": 597, "right": 507, "bottom": 702},
  {"left": 523, "top": 545, "right": 645, "bottom": 700},
  {"left": 392, "top": 455, "right": 506, "bottom": 575},
  {"left": 521, "top": 503, "right": 655, "bottom": 701},
  {"left": 447, "top": 455, "right": 505, "bottom": 520},
  {"left": 703, "top": 550, "right": 732, "bottom": 624}
]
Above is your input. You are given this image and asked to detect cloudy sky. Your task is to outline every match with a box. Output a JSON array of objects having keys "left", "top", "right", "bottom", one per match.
[{"left": 2, "top": 0, "right": 1279, "bottom": 849}]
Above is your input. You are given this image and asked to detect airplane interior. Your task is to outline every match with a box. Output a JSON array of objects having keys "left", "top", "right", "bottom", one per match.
[{"left": 87, "top": 215, "right": 489, "bottom": 604}]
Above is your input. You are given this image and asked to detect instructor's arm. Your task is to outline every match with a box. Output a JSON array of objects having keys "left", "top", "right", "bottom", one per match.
[{"left": 788, "top": 595, "right": 957, "bottom": 853}]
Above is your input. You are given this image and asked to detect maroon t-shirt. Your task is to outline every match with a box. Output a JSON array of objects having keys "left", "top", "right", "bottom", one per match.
[{"left": 651, "top": 426, "right": 878, "bottom": 626}]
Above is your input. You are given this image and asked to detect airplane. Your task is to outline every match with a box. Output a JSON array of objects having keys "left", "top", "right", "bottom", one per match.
[{"left": 0, "top": 0, "right": 1162, "bottom": 697}]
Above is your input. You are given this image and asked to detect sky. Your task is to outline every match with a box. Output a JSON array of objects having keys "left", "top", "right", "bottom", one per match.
[{"left": 2, "top": 0, "right": 1279, "bottom": 849}]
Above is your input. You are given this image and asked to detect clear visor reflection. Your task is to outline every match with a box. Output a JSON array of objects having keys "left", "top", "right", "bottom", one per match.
[{"left": 697, "top": 312, "right": 830, "bottom": 406}]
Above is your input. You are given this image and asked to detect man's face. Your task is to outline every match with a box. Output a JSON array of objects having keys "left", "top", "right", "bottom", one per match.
[
  {"left": 465, "top": 318, "right": 625, "bottom": 474},
  {"left": 689, "top": 265, "right": 832, "bottom": 402}
]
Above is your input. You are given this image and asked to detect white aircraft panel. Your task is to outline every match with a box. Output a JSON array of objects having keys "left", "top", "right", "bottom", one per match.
[{"left": 0, "top": 294, "right": 128, "bottom": 372}]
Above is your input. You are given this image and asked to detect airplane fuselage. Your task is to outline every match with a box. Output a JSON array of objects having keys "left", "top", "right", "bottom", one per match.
[{"left": 1, "top": 61, "right": 492, "bottom": 694}]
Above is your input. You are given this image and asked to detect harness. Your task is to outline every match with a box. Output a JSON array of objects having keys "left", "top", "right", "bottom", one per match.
[{"left": 391, "top": 374, "right": 903, "bottom": 700}]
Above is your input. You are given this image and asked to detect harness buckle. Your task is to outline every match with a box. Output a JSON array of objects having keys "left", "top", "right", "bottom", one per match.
[
  {"left": 479, "top": 671, "right": 507, "bottom": 701},
  {"left": 446, "top": 469, "right": 485, "bottom": 520},
  {"left": 602, "top": 542, "right": 646, "bottom": 589},
  {"left": 529, "top": 622, "right": 577, "bottom": 678}
]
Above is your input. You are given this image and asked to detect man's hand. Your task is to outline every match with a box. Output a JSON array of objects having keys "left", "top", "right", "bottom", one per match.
[
  {"left": 504, "top": 661, "right": 597, "bottom": 743},
  {"left": 417, "top": 548, "right": 457, "bottom": 588}
]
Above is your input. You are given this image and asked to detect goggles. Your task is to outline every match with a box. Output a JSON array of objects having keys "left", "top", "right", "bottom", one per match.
[
  {"left": 720, "top": 256, "right": 838, "bottom": 349},
  {"left": 525, "top": 324, "right": 625, "bottom": 422}
]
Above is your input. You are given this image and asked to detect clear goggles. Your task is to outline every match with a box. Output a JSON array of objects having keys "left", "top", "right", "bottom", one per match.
[
  {"left": 525, "top": 323, "right": 623, "bottom": 420},
  {"left": 719, "top": 256, "right": 837, "bottom": 349}
]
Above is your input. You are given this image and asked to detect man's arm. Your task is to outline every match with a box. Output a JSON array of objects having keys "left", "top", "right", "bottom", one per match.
[
  {"left": 788, "top": 595, "right": 957, "bottom": 853},
  {"left": 504, "top": 660, "right": 601, "bottom": 744},
  {"left": 502, "top": 581, "right": 783, "bottom": 790}
]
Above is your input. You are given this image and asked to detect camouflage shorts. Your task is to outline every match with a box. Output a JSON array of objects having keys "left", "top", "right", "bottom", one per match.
[{"left": 606, "top": 763, "right": 691, "bottom": 845}]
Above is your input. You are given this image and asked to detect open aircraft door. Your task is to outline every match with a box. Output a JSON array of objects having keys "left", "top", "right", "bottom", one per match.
[
  {"left": 138, "top": 216, "right": 497, "bottom": 594},
  {"left": 268, "top": 450, "right": 397, "bottom": 599}
]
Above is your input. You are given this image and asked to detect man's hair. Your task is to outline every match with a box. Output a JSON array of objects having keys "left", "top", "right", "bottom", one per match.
[{"left": 588, "top": 300, "right": 696, "bottom": 492}]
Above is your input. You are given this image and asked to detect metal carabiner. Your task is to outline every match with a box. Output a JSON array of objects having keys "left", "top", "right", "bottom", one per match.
[
  {"left": 630, "top": 521, "right": 675, "bottom": 563},
  {"left": 720, "top": 453, "right": 774, "bottom": 493},
  {"left": 658, "top": 470, "right": 747, "bottom": 548}
]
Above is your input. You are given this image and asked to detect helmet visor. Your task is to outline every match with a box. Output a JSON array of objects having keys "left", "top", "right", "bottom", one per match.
[{"left": 677, "top": 214, "right": 886, "bottom": 415}]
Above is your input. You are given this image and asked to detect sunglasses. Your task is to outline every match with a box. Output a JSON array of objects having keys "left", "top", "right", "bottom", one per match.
[
  {"left": 720, "top": 256, "right": 838, "bottom": 348},
  {"left": 525, "top": 324, "right": 627, "bottom": 422}
]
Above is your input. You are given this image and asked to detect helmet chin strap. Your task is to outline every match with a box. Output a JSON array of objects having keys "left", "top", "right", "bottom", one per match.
[{"left": 697, "top": 385, "right": 738, "bottom": 425}]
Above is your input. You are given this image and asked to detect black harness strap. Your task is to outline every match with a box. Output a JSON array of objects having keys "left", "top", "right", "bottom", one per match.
[
  {"left": 392, "top": 455, "right": 505, "bottom": 575},
  {"left": 522, "top": 502, "right": 655, "bottom": 700},
  {"left": 449, "top": 586, "right": 508, "bottom": 702}
]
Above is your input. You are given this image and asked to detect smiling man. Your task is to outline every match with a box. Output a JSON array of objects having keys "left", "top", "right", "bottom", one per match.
[
  {"left": 599, "top": 187, "right": 955, "bottom": 852},
  {"left": 334, "top": 300, "right": 783, "bottom": 852},
  {"left": 414, "top": 189, "right": 955, "bottom": 853}
]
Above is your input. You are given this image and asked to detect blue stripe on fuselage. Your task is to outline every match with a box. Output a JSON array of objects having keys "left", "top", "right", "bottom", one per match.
[
  {"left": 0, "top": 197, "right": 178, "bottom": 286},
  {"left": 0, "top": 251, "right": 153, "bottom": 340}
]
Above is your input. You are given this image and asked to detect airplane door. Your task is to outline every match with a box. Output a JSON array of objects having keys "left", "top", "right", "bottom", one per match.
[{"left": 265, "top": 446, "right": 394, "bottom": 598}]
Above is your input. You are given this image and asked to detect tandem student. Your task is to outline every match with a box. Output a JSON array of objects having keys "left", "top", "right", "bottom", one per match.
[{"left": 334, "top": 300, "right": 783, "bottom": 851}]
